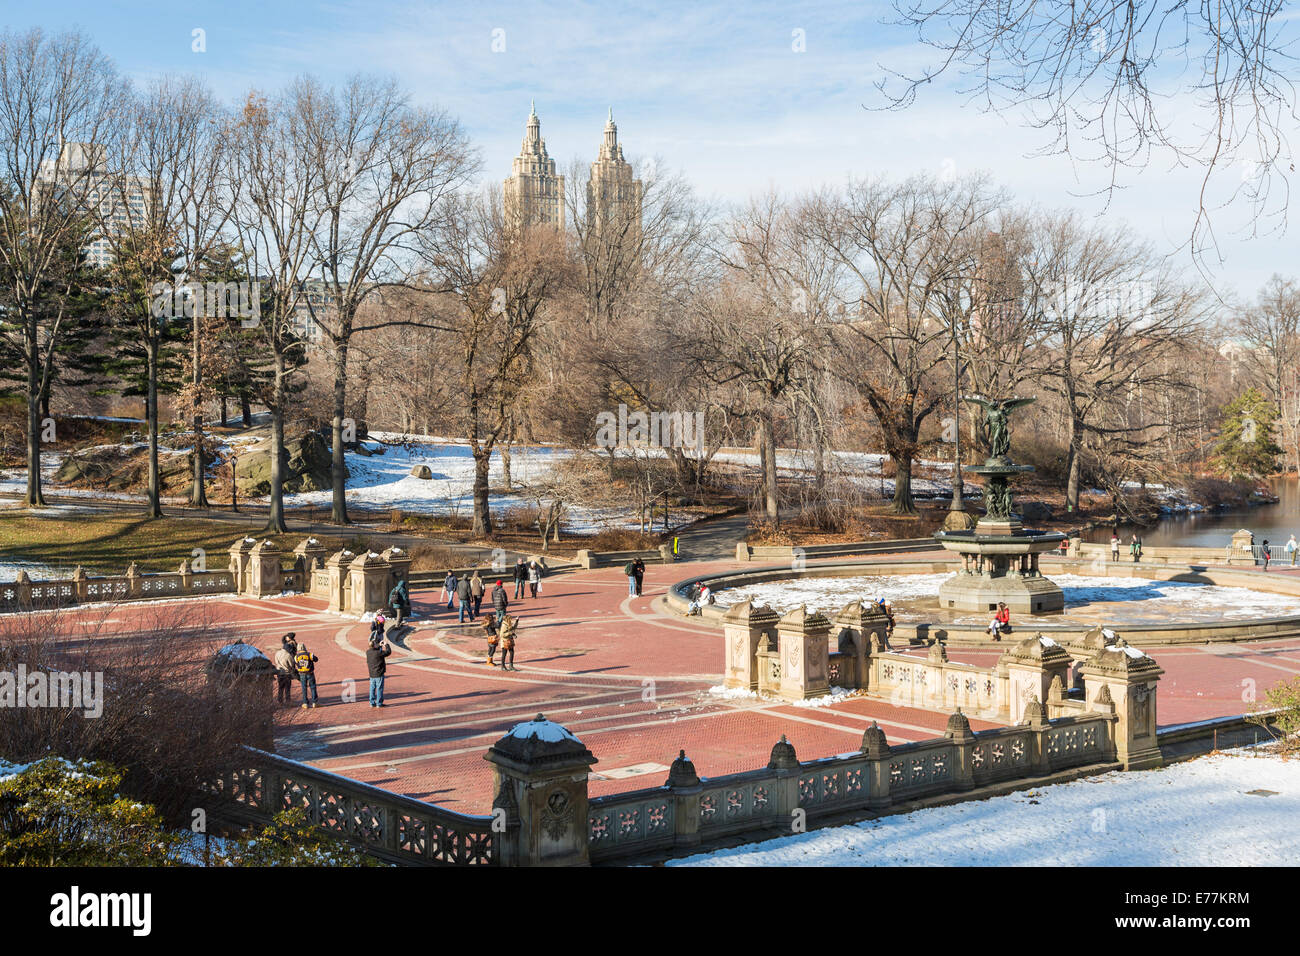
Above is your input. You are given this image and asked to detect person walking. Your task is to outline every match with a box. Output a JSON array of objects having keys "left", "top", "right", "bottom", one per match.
[
  {"left": 456, "top": 572, "right": 473, "bottom": 623},
  {"left": 527, "top": 560, "right": 543, "bottom": 599},
  {"left": 624, "top": 559, "right": 638, "bottom": 596},
  {"left": 513, "top": 558, "right": 527, "bottom": 600},
  {"left": 497, "top": 614, "right": 518, "bottom": 671},
  {"left": 470, "top": 570, "right": 485, "bottom": 617},
  {"left": 1287, "top": 534, "right": 1298, "bottom": 567},
  {"left": 388, "top": 579, "right": 410, "bottom": 625},
  {"left": 491, "top": 579, "right": 509, "bottom": 624},
  {"left": 272, "top": 641, "right": 295, "bottom": 705},
  {"left": 442, "top": 570, "right": 458, "bottom": 612},
  {"left": 1130, "top": 534, "right": 1142, "bottom": 563},
  {"left": 1262, "top": 539, "right": 1272, "bottom": 571},
  {"left": 293, "top": 642, "right": 319, "bottom": 709},
  {"left": 1110, "top": 532, "right": 1120, "bottom": 562},
  {"left": 366, "top": 636, "right": 392, "bottom": 707},
  {"left": 632, "top": 557, "right": 645, "bottom": 597}
]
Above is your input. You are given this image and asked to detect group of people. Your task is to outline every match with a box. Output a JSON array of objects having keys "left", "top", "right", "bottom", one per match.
[
  {"left": 272, "top": 633, "right": 320, "bottom": 709},
  {"left": 1108, "top": 532, "right": 1144, "bottom": 562},
  {"left": 623, "top": 557, "right": 646, "bottom": 596},
  {"left": 442, "top": 558, "right": 544, "bottom": 623}
]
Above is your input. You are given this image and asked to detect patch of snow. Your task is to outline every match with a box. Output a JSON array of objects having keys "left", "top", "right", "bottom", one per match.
[{"left": 509, "top": 716, "right": 582, "bottom": 744}]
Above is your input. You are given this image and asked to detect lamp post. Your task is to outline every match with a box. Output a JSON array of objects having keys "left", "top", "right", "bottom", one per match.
[{"left": 230, "top": 454, "right": 238, "bottom": 513}]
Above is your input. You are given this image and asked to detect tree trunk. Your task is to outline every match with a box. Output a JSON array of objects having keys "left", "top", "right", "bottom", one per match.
[
  {"left": 266, "top": 362, "right": 288, "bottom": 533},
  {"left": 24, "top": 325, "right": 45, "bottom": 507},
  {"left": 758, "top": 410, "right": 779, "bottom": 526},
  {"left": 330, "top": 345, "right": 350, "bottom": 525},
  {"left": 471, "top": 446, "right": 492, "bottom": 536},
  {"left": 240, "top": 394, "right": 252, "bottom": 427},
  {"left": 191, "top": 324, "right": 209, "bottom": 507},
  {"left": 1065, "top": 416, "right": 1082, "bottom": 513},
  {"left": 501, "top": 441, "right": 513, "bottom": 489},
  {"left": 891, "top": 454, "right": 917, "bottom": 515},
  {"left": 146, "top": 336, "right": 163, "bottom": 519}
]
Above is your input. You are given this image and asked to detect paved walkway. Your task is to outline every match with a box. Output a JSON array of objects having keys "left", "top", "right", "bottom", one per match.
[{"left": 36, "top": 552, "right": 1300, "bottom": 813}]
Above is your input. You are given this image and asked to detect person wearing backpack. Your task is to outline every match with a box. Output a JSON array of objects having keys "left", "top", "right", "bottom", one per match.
[
  {"left": 456, "top": 572, "right": 474, "bottom": 623},
  {"left": 632, "top": 557, "right": 645, "bottom": 596},
  {"left": 366, "top": 637, "right": 392, "bottom": 707},
  {"left": 294, "top": 643, "right": 319, "bottom": 709},
  {"left": 388, "top": 579, "right": 410, "bottom": 625},
  {"left": 624, "top": 560, "right": 637, "bottom": 596}
]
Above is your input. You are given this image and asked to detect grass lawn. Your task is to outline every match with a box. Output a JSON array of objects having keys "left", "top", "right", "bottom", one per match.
[{"left": 0, "top": 513, "right": 369, "bottom": 576}]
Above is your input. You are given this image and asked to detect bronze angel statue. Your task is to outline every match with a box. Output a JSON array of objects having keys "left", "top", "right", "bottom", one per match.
[{"left": 963, "top": 396, "right": 1036, "bottom": 460}]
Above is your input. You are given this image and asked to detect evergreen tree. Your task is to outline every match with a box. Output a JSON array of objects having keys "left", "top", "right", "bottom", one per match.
[{"left": 1214, "top": 387, "right": 1282, "bottom": 480}]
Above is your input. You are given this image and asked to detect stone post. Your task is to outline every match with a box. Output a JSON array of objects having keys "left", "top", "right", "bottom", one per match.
[
  {"left": 14, "top": 571, "right": 32, "bottom": 609},
  {"left": 944, "top": 709, "right": 976, "bottom": 792},
  {"left": 228, "top": 537, "right": 257, "bottom": 595},
  {"left": 776, "top": 605, "right": 832, "bottom": 701},
  {"left": 767, "top": 735, "right": 802, "bottom": 824},
  {"left": 1000, "top": 634, "right": 1073, "bottom": 724},
  {"left": 831, "top": 600, "right": 890, "bottom": 691},
  {"left": 125, "top": 561, "right": 141, "bottom": 599},
  {"left": 325, "top": 549, "right": 355, "bottom": 613},
  {"left": 484, "top": 714, "right": 598, "bottom": 867},
  {"left": 380, "top": 546, "right": 412, "bottom": 592},
  {"left": 71, "top": 566, "right": 88, "bottom": 603},
  {"left": 722, "top": 600, "right": 778, "bottom": 691},
  {"left": 664, "top": 750, "right": 703, "bottom": 850},
  {"left": 348, "top": 551, "right": 393, "bottom": 615},
  {"left": 1228, "top": 528, "right": 1255, "bottom": 565},
  {"left": 293, "top": 537, "right": 329, "bottom": 574},
  {"left": 1079, "top": 637, "right": 1165, "bottom": 770},
  {"left": 861, "top": 722, "right": 892, "bottom": 810},
  {"left": 1021, "top": 696, "right": 1053, "bottom": 774},
  {"left": 248, "top": 539, "right": 284, "bottom": 597},
  {"left": 177, "top": 559, "right": 193, "bottom": 594}
]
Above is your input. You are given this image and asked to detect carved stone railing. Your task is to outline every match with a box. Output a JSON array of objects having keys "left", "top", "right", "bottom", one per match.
[
  {"left": 871, "top": 651, "right": 1005, "bottom": 717},
  {"left": 585, "top": 711, "right": 1117, "bottom": 865},
  {"left": 0, "top": 568, "right": 237, "bottom": 611},
  {"left": 209, "top": 747, "right": 496, "bottom": 867}
]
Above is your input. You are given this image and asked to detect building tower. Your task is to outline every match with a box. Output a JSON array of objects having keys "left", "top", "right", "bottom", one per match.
[
  {"left": 585, "top": 108, "right": 642, "bottom": 244},
  {"left": 503, "top": 101, "right": 565, "bottom": 231}
]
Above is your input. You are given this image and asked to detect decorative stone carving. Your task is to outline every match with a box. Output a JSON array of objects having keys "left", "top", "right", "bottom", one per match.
[
  {"left": 666, "top": 749, "right": 701, "bottom": 789},
  {"left": 861, "top": 721, "right": 891, "bottom": 757},
  {"left": 767, "top": 735, "right": 799, "bottom": 771}
]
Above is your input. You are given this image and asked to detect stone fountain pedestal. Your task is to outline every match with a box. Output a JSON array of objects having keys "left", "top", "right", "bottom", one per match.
[{"left": 934, "top": 457, "right": 1066, "bottom": 615}]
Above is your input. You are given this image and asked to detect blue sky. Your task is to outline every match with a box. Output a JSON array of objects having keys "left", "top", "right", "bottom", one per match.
[{"left": 10, "top": 0, "right": 1296, "bottom": 302}]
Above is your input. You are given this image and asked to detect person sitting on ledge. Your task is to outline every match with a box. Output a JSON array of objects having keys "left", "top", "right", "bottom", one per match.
[{"left": 987, "top": 602, "right": 1010, "bottom": 641}]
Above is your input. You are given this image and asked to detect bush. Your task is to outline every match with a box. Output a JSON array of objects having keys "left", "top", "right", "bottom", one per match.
[
  {"left": 581, "top": 528, "right": 661, "bottom": 551},
  {"left": 1249, "top": 675, "right": 1300, "bottom": 753}
]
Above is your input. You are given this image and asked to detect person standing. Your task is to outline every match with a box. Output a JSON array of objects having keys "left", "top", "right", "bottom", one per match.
[
  {"left": 369, "top": 613, "right": 386, "bottom": 642},
  {"left": 442, "top": 570, "right": 458, "bottom": 611},
  {"left": 513, "top": 558, "right": 527, "bottom": 600},
  {"left": 388, "top": 579, "right": 410, "bottom": 625},
  {"left": 1287, "top": 534, "right": 1298, "bottom": 566},
  {"left": 492, "top": 579, "right": 509, "bottom": 624},
  {"left": 1110, "top": 532, "right": 1120, "bottom": 562},
  {"left": 632, "top": 557, "right": 645, "bottom": 597},
  {"left": 482, "top": 615, "right": 500, "bottom": 666},
  {"left": 1262, "top": 539, "right": 1272, "bottom": 571},
  {"left": 456, "top": 572, "right": 473, "bottom": 623},
  {"left": 470, "top": 570, "right": 485, "bottom": 617},
  {"left": 624, "top": 559, "right": 638, "bottom": 596},
  {"left": 272, "top": 641, "right": 295, "bottom": 705},
  {"left": 1130, "top": 534, "right": 1142, "bottom": 563},
  {"left": 527, "top": 560, "right": 542, "bottom": 599},
  {"left": 366, "top": 636, "right": 392, "bottom": 707},
  {"left": 293, "top": 643, "right": 319, "bottom": 709},
  {"left": 497, "top": 614, "right": 518, "bottom": 671}
]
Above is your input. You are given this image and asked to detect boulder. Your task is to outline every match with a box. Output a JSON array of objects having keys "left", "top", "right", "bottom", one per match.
[
  {"left": 411, "top": 464, "right": 433, "bottom": 480},
  {"left": 235, "top": 431, "right": 343, "bottom": 497}
]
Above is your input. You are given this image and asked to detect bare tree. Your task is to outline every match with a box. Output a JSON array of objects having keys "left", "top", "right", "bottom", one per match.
[
  {"left": 1237, "top": 274, "right": 1300, "bottom": 471},
  {"left": 0, "top": 28, "right": 125, "bottom": 507},
  {"left": 880, "top": 0, "right": 1298, "bottom": 260}
]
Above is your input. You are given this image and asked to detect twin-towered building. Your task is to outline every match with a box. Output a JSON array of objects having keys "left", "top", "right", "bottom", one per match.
[{"left": 503, "top": 103, "right": 643, "bottom": 240}]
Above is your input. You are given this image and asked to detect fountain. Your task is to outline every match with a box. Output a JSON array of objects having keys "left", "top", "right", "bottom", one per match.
[{"left": 933, "top": 396, "right": 1066, "bottom": 614}]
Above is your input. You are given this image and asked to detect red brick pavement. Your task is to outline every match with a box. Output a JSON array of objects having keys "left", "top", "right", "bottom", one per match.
[{"left": 34, "top": 556, "right": 1300, "bottom": 812}]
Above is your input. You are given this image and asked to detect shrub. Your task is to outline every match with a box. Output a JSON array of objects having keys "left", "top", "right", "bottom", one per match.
[
  {"left": 581, "top": 528, "right": 661, "bottom": 551},
  {"left": 1249, "top": 675, "right": 1300, "bottom": 753}
]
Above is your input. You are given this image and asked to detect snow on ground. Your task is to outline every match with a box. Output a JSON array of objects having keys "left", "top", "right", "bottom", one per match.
[
  {"left": 713, "top": 572, "right": 1300, "bottom": 621},
  {"left": 669, "top": 747, "right": 1300, "bottom": 866}
]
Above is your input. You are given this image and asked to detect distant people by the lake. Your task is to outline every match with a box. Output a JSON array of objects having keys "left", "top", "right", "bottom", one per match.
[
  {"left": 1130, "top": 534, "right": 1142, "bottom": 563},
  {"left": 1288, "top": 534, "right": 1298, "bottom": 566},
  {"left": 1262, "top": 539, "right": 1272, "bottom": 571},
  {"left": 1111, "top": 532, "right": 1120, "bottom": 562}
]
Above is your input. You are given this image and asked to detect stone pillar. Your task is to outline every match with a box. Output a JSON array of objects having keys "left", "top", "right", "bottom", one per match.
[
  {"left": 294, "top": 537, "right": 329, "bottom": 573},
  {"left": 861, "top": 722, "right": 892, "bottom": 810},
  {"left": 831, "top": 600, "right": 890, "bottom": 690},
  {"left": 1000, "top": 634, "right": 1073, "bottom": 724},
  {"left": 380, "top": 546, "right": 412, "bottom": 592},
  {"left": 484, "top": 714, "right": 597, "bottom": 867},
  {"left": 325, "top": 549, "right": 355, "bottom": 613},
  {"left": 1080, "top": 636, "right": 1165, "bottom": 770},
  {"left": 776, "top": 606, "right": 832, "bottom": 701},
  {"left": 248, "top": 539, "right": 284, "bottom": 597},
  {"left": 1021, "top": 696, "right": 1052, "bottom": 774},
  {"left": 722, "top": 600, "right": 778, "bottom": 691},
  {"left": 71, "top": 566, "right": 88, "bottom": 603},
  {"left": 348, "top": 551, "right": 393, "bottom": 615},
  {"left": 1229, "top": 528, "right": 1255, "bottom": 566},
  {"left": 125, "top": 561, "right": 141, "bottom": 599},
  {"left": 228, "top": 537, "right": 257, "bottom": 594},
  {"left": 664, "top": 750, "right": 703, "bottom": 850},
  {"left": 767, "top": 735, "right": 801, "bottom": 822},
  {"left": 177, "top": 559, "right": 193, "bottom": 593},
  {"left": 944, "top": 709, "right": 976, "bottom": 791}
]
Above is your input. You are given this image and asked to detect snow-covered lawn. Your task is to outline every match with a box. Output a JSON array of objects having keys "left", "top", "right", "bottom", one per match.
[
  {"left": 670, "top": 748, "right": 1300, "bottom": 866},
  {"left": 713, "top": 572, "right": 1300, "bottom": 622}
]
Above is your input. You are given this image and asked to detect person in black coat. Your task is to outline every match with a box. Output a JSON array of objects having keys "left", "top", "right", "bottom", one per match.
[
  {"left": 366, "top": 637, "right": 392, "bottom": 707},
  {"left": 491, "top": 579, "right": 509, "bottom": 624}
]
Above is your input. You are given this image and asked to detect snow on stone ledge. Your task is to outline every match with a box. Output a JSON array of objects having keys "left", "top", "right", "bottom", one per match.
[
  {"left": 508, "top": 716, "right": 581, "bottom": 744},
  {"left": 216, "top": 641, "right": 269, "bottom": 661}
]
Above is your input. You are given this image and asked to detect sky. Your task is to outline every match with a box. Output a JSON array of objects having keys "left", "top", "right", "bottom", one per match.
[{"left": 8, "top": 0, "right": 1298, "bottom": 304}]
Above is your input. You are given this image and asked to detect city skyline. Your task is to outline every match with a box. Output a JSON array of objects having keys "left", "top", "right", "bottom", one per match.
[{"left": 6, "top": 0, "right": 1296, "bottom": 304}]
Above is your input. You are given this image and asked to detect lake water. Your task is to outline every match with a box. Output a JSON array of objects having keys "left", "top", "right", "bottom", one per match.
[{"left": 1084, "top": 478, "right": 1300, "bottom": 548}]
